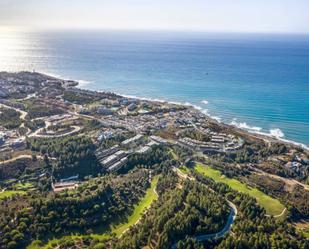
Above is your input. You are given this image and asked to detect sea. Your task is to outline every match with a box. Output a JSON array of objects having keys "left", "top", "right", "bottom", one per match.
[{"left": 0, "top": 30, "right": 308, "bottom": 148}]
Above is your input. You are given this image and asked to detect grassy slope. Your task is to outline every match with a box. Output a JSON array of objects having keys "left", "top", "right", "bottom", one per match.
[
  {"left": 109, "top": 175, "right": 158, "bottom": 236},
  {"left": 303, "top": 231, "right": 309, "bottom": 238},
  {"left": 0, "top": 182, "right": 33, "bottom": 200},
  {"left": 14, "top": 182, "right": 34, "bottom": 191},
  {"left": 0, "top": 190, "right": 26, "bottom": 199},
  {"left": 195, "top": 163, "right": 285, "bottom": 216},
  {"left": 28, "top": 176, "right": 159, "bottom": 249}
]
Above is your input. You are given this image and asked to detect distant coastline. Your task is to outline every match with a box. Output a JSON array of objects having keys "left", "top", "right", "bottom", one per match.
[
  {"left": 2, "top": 30, "right": 309, "bottom": 147},
  {"left": 20, "top": 70, "right": 309, "bottom": 151}
]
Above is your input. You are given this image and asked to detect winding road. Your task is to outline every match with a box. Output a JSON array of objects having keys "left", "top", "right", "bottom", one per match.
[
  {"left": 0, "top": 103, "right": 28, "bottom": 120},
  {"left": 171, "top": 167, "right": 238, "bottom": 249},
  {"left": 28, "top": 125, "right": 81, "bottom": 138},
  {"left": 171, "top": 200, "right": 237, "bottom": 249},
  {"left": 0, "top": 103, "right": 82, "bottom": 139}
]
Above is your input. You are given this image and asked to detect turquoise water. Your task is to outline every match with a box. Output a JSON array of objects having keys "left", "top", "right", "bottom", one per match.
[{"left": 1, "top": 30, "right": 308, "bottom": 146}]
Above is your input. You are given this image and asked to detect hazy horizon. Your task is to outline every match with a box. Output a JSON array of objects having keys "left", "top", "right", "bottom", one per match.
[
  {"left": 2, "top": 27, "right": 309, "bottom": 37},
  {"left": 1, "top": 0, "right": 309, "bottom": 34}
]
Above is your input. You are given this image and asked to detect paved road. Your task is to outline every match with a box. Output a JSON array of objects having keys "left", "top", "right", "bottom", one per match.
[
  {"left": 171, "top": 167, "right": 238, "bottom": 249},
  {"left": 29, "top": 125, "right": 81, "bottom": 138},
  {"left": 171, "top": 199, "right": 237, "bottom": 249},
  {"left": 195, "top": 200, "right": 237, "bottom": 241},
  {"left": 1, "top": 103, "right": 82, "bottom": 139}
]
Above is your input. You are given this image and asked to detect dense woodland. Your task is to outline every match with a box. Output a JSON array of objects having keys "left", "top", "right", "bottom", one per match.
[
  {"left": 181, "top": 129, "right": 210, "bottom": 142},
  {"left": 26, "top": 136, "right": 100, "bottom": 178},
  {"left": 122, "top": 145, "right": 173, "bottom": 173},
  {"left": 0, "top": 170, "right": 150, "bottom": 249},
  {"left": 0, "top": 145, "right": 308, "bottom": 249},
  {"left": 25, "top": 101, "right": 64, "bottom": 119},
  {"left": 194, "top": 173, "right": 309, "bottom": 249},
  {"left": 0, "top": 157, "right": 45, "bottom": 180},
  {"left": 111, "top": 176, "right": 230, "bottom": 249},
  {"left": 50, "top": 171, "right": 231, "bottom": 249},
  {"left": 51, "top": 168, "right": 309, "bottom": 249},
  {"left": 24, "top": 119, "right": 45, "bottom": 131},
  {"left": 0, "top": 107, "right": 22, "bottom": 129},
  {"left": 63, "top": 91, "right": 103, "bottom": 105}
]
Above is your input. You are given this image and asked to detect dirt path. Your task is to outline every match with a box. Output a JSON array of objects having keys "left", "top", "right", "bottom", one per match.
[
  {"left": 0, "top": 154, "right": 52, "bottom": 165},
  {"left": 0, "top": 155, "right": 33, "bottom": 165},
  {"left": 0, "top": 188, "right": 7, "bottom": 193},
  {"left": 251, "top": 166, "right": 309, "bottom": 191},
  {"left": 265, "top": 208, "right": 287, "bottom": 218}
]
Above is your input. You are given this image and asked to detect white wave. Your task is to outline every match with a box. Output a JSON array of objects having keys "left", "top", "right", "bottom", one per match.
[
  {"left": 118, "top": 95, "right": 206, "bottom": 113},
  {"left": 230, "top": 119, "right": 262, "bottom": 132},
  {"left": 269, "top": 128, "right": 285, "bottom": 138},
  {"left": 230, "top": 119, "right": 286, "bottom": 139},
  {"left": 201, "top": 109, "right": 209, "bottom": 115},
  {"left": 201, "top": 100, "right": 209, "bottom": 105},
  {"left": 39, "top": 71, "right": 93, "bottom": 87},
  {"left": 230, "top": 120, "right": 308, "bottom": 150},
  {"left": 183, "top": 102, "right": 203, "bottom": 111},
  {"left": 77, "top": 79, "right": 93, "bottom": 87},
  {"left": 182, "top": 103, "right": 222, "bottom": 122},
  {"left": 117, "top": 94, "right": 224, "bottom": 123},
  {"left": 211, "top": 116, "right": 222, "bottom": 122},
  {"left": 119, "top": 93, "right": 168, "bottom": 103},
  {"left": 63, "top": 82, "right": 309, "bottom": 151},
  {"left": 277, "top": 137, "right": 309, "bottom": 151},
  {"left": 251, "top": 129, "right": 308, "bottom": 151}
]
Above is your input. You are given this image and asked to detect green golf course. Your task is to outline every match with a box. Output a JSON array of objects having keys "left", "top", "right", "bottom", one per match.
[{"left": 195, "top": 163, "right": 285, "bottom": 216}]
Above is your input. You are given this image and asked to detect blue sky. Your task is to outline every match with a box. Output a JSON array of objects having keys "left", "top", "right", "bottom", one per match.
[{"left": 0, "top": 0, "right": 309, "bottom": 33}]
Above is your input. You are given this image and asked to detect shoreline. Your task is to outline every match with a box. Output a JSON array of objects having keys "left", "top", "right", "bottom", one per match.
[
  {"left": 39, "top": 70, "right": 309, "bottom": 150},
  {"left": 3, "top": 70, "right": 308, "bottom": 151},
  {"left": 75, "top": 84, "right": 309, "bottom": 152}
]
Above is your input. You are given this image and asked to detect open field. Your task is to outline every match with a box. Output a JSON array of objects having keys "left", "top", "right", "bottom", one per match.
[
  {"left": 195, "top": 163, "right": 285, "bottom": 216},
  {"left": 28, "top": 176, "right": 159, "bottom": 249},
  {"left": 0, "top": 183, "right": 33, "bottom": 200}
]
